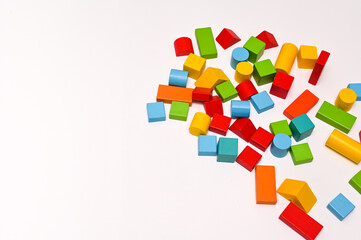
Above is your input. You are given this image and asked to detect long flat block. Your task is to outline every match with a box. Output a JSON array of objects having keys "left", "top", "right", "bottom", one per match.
[{"left": 195, "top": 27, "right": 217, "bottom": 59}]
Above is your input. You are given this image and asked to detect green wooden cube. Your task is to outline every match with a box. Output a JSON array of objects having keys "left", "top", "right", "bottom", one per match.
[
  {"left": 269, "top": 120, "right": 292, "bottom": 136},
  {"left": 217, "top": 137, "right": 238, "bottom": 163},
  {"left": 349, "top": 170, "right": 361, "bottom": 194},
  {"left": 243, "top": 36, "right": 266, "bottom": 63},
  {"left": 169, "top": 101, "right": 189, "bottom": 121},
  {"left": 195, "top": 27, "right": 218, "bottom": 59},
  {"left": 252, "top": 59, "right": 276, "bottom": 86},
  {"left": 215, "top": 81, "right": 238, "bottom": 102},
  {"left": 290, "top": 143, "right": 313, "bottom": 165}
]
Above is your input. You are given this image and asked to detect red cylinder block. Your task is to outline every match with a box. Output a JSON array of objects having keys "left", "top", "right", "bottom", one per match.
[
  {"left": 236, "top": 80, "right": 258, "bottom": 100},
  {"left": 174, "top": 37, "right": 194, "bottom": 57}
]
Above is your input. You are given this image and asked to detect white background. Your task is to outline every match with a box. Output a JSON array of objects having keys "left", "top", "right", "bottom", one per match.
[{"left": 1, "top": 0, "right": 361, "bottom": 239}]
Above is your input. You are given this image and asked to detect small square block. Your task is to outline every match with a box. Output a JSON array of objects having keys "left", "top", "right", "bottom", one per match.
[
  {"left": 250, "top": 127, "right": 274, "bottom": 152},
  {"left": 203, "top": 96, "right": 223, "bottom": 117},
  {"left": 215, "top": 81, "right": 238, "bottom": 103},
  {"left": 290, "top": 143, "right": 313, "bottom": 165},
  {"left": 269, "top": 72, "right": 294, "bottom": 99},
  {"left": 250, "top": 91, "right": 275, "bottom": 113},
  {"left": 253, "top": 59, "right": 277, "bottom": 86},
  {"left": 209, "top": 113, "right": 232, "bottom": 136},
  {"left": 243, "top": 36, "right": 266, "bottom": 63},
  {"left": 147, "top": 102, "right": 166, "bottom": 122},
  {"left": 269, "top": 120, "right": 292, "bottom": 137},
  {"left": 198, "top": 135, "right": 217, "bottom": 156},
  {"left": 349, "top": 170, "right": 361, "bottom": 194},
  {"left": 297, "top": 45, "right": 318, "bottom": 69},
  {"left": 217, "top": 137, "right": 238, "bottom": 163},
  {"left": 327, "top": 193, "right": 355, "bottom": 221},
  {"left": 183, "top": 53, "right": 206, "bottom": 79},
  {"left": 289, "top": 114, "right": 315, "bottom": 142},
  {"left": 236, "top": 146, "right": 262, "bottom": 171},
  {"left": 216, "top": 28, "right": 241, "bottom": 50},
  {"left": 256, "top": 30, "right": 278, "bottom": 49},
  {"left": 169, "top": 101, "right": 189, "bottom": 121},
  {"left": 192, "top": 87, "right": 213, "bottom": 102},
  {"left": 231, "top": 100, "right": 250, "bottom": 118},
  {"left": 229, "top": 118, "right": 256, "bottom": 142},
  {"left": 347, "top": 83, "right": 361, "bottom": 101}
]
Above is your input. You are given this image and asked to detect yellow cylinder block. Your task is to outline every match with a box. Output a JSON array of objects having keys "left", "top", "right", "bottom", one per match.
[
  {"left": 189, "top": 112, "right": 211, "bottom": 136},
  {"left": 326, "top": 129, "right": 361, "bottom": 164},
  {"left": 234, "top": 62, "right": 253, "bottom": 83},
  {"left": 335, "top": 88, "right": 357, "bottom": 112},
  {"left": 274, "top": 43, "right": 298, "bottom": 74}
]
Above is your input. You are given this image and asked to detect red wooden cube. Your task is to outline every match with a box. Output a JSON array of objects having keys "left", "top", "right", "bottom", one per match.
[
  {"left": 216, "top": 28, "right": 241, "bottom": 50},
  {"left": 203, "top": 96, "right": 223, "bottom": 117},
  {"left": 256, "top": 30, "right": 278, "bottom": 49},
  {"left": 250, "top": 127, "right": 274, "bottom": 152},
  {"left": 192, "top": 87, "right": 213, "bottom": 102},
  {"left": 236, "top": 146, "right": 262, "bottom": 171},
  {"left": 229, "top": 118, "right": 256, "bottom": 142},
  {"left": 270, "top": 72, "right": 294, "bottom": 99},
  {"left": 236, "top": 80, "right": 258, "bottom": 100},
  {"left": 209, "top": 113, "right": 232, "bottom": 136}
]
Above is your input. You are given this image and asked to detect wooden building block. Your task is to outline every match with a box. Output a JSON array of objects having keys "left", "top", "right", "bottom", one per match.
[
  {"left": 283, "top": 89, "right": 319, "bottom": 120},
  {"left": 277, "top": 178, "right": 317, "bottom": 213},
  {"left": 308, "top": 50, "right": 330, "bottom": 85},
  {"left": 269, "top": 120, "right": 292, "bottom": 137},
  {"left": 250, "top": 91, "right": 274, "bottom": 113},
  {"left": 316, "top": 101, "right": 357, "bottom": 134},
  {"left": 250, "top": 127, "right": 274, "bottom": 152},
  {"left": 169, "top": 69, "right": 188, "bottom": 88},
  {"left": 192, "top": 87, "right": 213, "bottom": 102},
  {"left": 236, "top": 80, "right": 258, "bottom": 100},
  {"left": 169, "top": 101, "right": 189, "bottom": 121},
  {"left": 195, "top": 67, "right": 229, "bottom": 89},
  {"left": 231, "top": 47, "right": 249, "bottom": 70},
  {"left": 203, "top": 96, "right": 223, "bottom": 117},
  {"left": 347, "top": 83, "right": 361, "bottom": 101},
  {"left": 252, "top": 59, "right": 276, "bottom": 86},
  {"left": 189, "top": 112, "right": 211, "bottom": 136},
  {"left": 195, "top": 27, "right": 218, "bottom": 59},
  {"left": 209, "top": 113, "right": 232, "bottom": 136},
  {"left": 335, "top": 88, "right": 357, "bottom": 112},
  {"left": 243, "top": 36, "right": 266, "bottom": 63},
  {"left": 183, "top": 53, "right": 206, "bottom": 79},
  {"left": 216, "top": 28, "right": 241, "bottom": 50},
  {"left": 156, "top": 84, "right": 193, "bottom": 106},
  {"left": 231, "top": 100, "right": 250, "bottom": 118},
  {"left": 236, "top": 146, "right": 262, "bottom": 172},
  {"left": 274, "top": 43, "right": 298, "bottom": 74},
  {"left": 229, "top": 118, "right": 256, "bottom": 142},
  {"left": 279, "top": 202, "right": 323, "bottom": 240},
  {"left": 256, "top": 30, "right": 278, "bottom": 49},
  {"left": 289, "top": 114, "right": 315, "bottom": 142},
  {"left": 174, "top": 37, "right": 194, "bottom": 57},
  {"left": 270, "top": 133, "right": 291, "bottom": 158},
  {"left": 297, "top": 45, "right": 318, "bottom": 69},
  {"left": 255, "top": 165, "right": 277, "bottom": 204},
  {"left": 327, "top": 193, "right": 355, "bottom": 221},
  {"left": 234, "top": 62, "right": 254, "bottom": 83},
  {"left": 215, "top": 81, "right": 238, "bottom": 102},
  {"left": 217, "top": 137, "right": 238, "bottom": 163},
  {"left": 269, "top": 72, "right": 294, "bottom": 99},
  {"left": 198, "top": 135, "right": 217, "bottom": 156},
  {"left": 290, "top": 143, "right": 313, "bottom": 165},
  {"left": 349, "top": 170, "right": 361, "bottom": 194},
  {"left": 147, "top": 102, "right": 166, "bottom": 122}
]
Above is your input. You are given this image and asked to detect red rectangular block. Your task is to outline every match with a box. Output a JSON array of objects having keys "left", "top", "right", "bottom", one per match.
[
  {"left": 192, "top": 87, "right": 213, "bottom": 102},
  {"left": 236, "top": 146, "right": 262, "bottom": 171},
  {"left": 308, "top": 50, "right": 330, "bottom": 86},
  {"left": 209, "top": 113, "right": 231, "bottom": 136},
  {"left": 250, "top": 127, "right": 274, "bottom": 152},
  {"left": 203, "top": 96, "right": 223, "bottom": 117},
  {"left": 229, "top": 118, "right": 256, "bottom": 142},
  {"left": 283, "top": 90, "right": 319, "bottom": 120},
  {"left": 279, "top": 202, "right": 323, "bottom": 240}
]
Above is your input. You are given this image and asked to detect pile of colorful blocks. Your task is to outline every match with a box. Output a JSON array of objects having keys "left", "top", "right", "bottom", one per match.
[{"left": 147, "top": 27, "right": 361, "bottom": 240}]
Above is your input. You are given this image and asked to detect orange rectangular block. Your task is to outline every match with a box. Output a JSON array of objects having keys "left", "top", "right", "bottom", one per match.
[
  {"left": 255, "top": 165, "right": 277, "bottom": 204},
  {"left": 283, "top": 90, "right": 319, "bottom": 120},
  {"left": 156, "top": 85, "right": 193, "bottom": 106}
]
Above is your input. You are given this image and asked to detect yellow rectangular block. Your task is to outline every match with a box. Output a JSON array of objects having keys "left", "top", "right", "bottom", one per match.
[
  {"left": 297, "top": 45, "right": 318, "bottom": 69},
  {"left": 194, "top": 67, "right": 230, "bottom": 89},
  {"left": 183, "top": 53, "right": 206, "bottom": 79}
]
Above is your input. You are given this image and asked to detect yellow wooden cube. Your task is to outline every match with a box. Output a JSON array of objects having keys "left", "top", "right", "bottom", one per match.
[
  {"left": 194, "top": 67, "right": 230, "bottom": 89},
  {"left": 277, "top": 178, "right": 317, "bottom": 213},
  {"left": 297, "top": 45, "right": 318, "bottom": 69},
  {"left": 183, "top": 53, "right": 206, "bottom": 79}
]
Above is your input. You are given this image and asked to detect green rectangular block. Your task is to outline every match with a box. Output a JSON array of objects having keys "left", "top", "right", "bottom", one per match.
[
  {"left": 169, "top": 101, "right": 189, "bottom": 121},
  {"left": 349, "top": 170, "right": 361, "bottom": 194},
  {"left": 269, "top": 120, "right": 292, "bottom": 137},
  {"left": 215, "top": 81, "right": 238, "bottom": 103},
  {"left": 290, "top": 143, "right": 313, "bottom": 165},
  {"left": 315, "top": 101, "right": 357, "bottom": 133},
  {"left": 195, "top": 27, "right": 218, "bottom": 59}
]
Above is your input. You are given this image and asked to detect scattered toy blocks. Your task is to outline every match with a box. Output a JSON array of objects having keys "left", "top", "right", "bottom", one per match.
[
  {"left": 335, "top": 88, "right": 357, "bottom": 112},
  {"left": 231, "top": 47, "right": 249, "bottom": 70},
  {"left": 275, "top": 43, "right": 298, "bottom": 74},
  {"left": 349, "top": 170, "right": 361, "bottom": 194},
  {"left": 250, "top": 127, "right": 274, "bottom": 152},
  {"left": 243, "top": 36, "right": 266, "bottom": 63},
  {"left": 169, "top": 101, "right": 189, "bottom": 121},
  {"left": 169, "top": 69, "right": 188, "bottom": 87},
  {"left": 316, "top": 101, "right": 357, "bottom": 134},
  {"left": 195, "top": 27, "right": 218, "bottom": 59},
  {"left": 308, "top": 50, "right": 330, "bottom": 85},
  {"left": 277, "top": 178, "right": 317, "bottom": 213},
  {"left": 236, "top": 80, "right": 258, "bottom": 100},
  {"left": 252, "top": 59, "right": 277, "bottom": 86},
  {"left": 192, "top": 87, "right": 213, "bottom": 102},
  {"left": 183, "top": 53, "right": 206, "bottom": 79},
  {"left": 215, "top": 81, "right": 238, "bottom": 102},
  {"left": 209, "top": 113, "right": 232, "bottom": 136},
  {"left": 234, "top": 61, "right": 254, "bottom": 83},
  {"left": 216, "top": 28, "right": 241, "bottom": 50},
  {"left": 156, "top": 84, "right": 193, "bottom": 106},
  {"left": 279, "top": 202, "right": 323, "bottom": 240},
  {"left": 250, "top": 91, "right": 275, "bottom": 113},
  {"left": 231, "top": 100, "right": 250, "bottom": 118},
  {"left": 147, "top": 102, "right": 166, "bottom": 122},
  {"left": 289, "top": 114, "right": 315, "bottom": 142},
  {"left": 283, "top": 89, "right": 319, "bottom": 120},
  {"left": 290, "top": 143, "right": 313, "bottom": 165},
  {"left": 269, "top": 120, "right": 292, "bottom": 137},
  {"left": 269, "top": 72, "right": 294, "bottom": 99},
  {"left": 255, "top": 165, "right": 277, "bottom": 204},
  {"left": 256, "top": 30, "right": 278, "bottom": 49},
  {"left": 271, "top": 133, "right": 291, "bottom": 158},
  {"left": 229, "top": 118, "right": 256, "bottom": 142},
  {"left": 195, "top": 67, "right": 230, "bottom": 89},
  {"left": 189, "top": 112, "right": 211, "bottom": 136},
  {"left": 236, "top": 146, "right": 262, "bottom": 171},
  {"left": 326, "top": 129, "right": 361, "bottom": 164},
  {"left": 174, "top": 37, "right": 194, "bottom": 57},
  {"left": 297, "top": 45, "right": 318, "bottom": 69},
  {"left": 203, "top": 96, "right": 224, "bottom": 117},
  {"left": 198, "top": 135, "right": 217, "bottom": 156},
  {"left": 217, "top": 137, "right": 238, "bottom": 163},
  {"left": 327, "top": 193, "right": 355, "bottom": 221},
  {"left": 347, "top": 83, "right": 361, "bottom": 101}
]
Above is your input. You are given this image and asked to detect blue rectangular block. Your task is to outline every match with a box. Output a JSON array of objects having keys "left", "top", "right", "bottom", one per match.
[
  {"left": 198, "top": 135, "right": 217, "bottom": 156},
  {"left": 147, "top": 102, "right": 166, "bottom": 122},
  {"left": 217, "top": 137, "right": 238, "bottom": 163},
  {"left": 231, "top": 100, "right": 250, "bottom": 118},
  {"left": 327, "top": 193, "right": 355, "bottom": 221},
  {"left": 347, "top": 83, "right": 361, "bottom": 101},
  {"left": 250, "top": 91, "right": 274, "bottom": 113},
  {"left": 289, "top": 114, "right": 314, "bottom": 142}
]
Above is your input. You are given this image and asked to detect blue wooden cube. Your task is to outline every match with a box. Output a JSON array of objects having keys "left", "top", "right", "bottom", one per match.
[
  {"left": 198, "top": 135, "right": 217, "bottom": 156},
  {"left": 147, "top": 102, "right": 166, "bottom": 122},
  {"left": 327, "top": 193, "right": 355, "bottom": 221},
  {"left": 347, "top": 83, "right": 361, "bottom": 101},
  {"left": 217, "top": 137, "right": 238, "bottom": 163},
  {"left": 169, "top": 69, "right": 188, "bottom": 87},
  {"left": 250, "top": 91, "right": 274, "bottom": 113},
  {"left": 231, "top": 100, "right": 250, "bottom": 118},
  {"left": 289, "top": 114, "right": 315, "bottom": 142}
]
